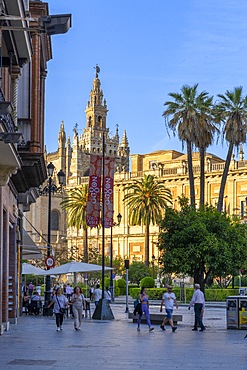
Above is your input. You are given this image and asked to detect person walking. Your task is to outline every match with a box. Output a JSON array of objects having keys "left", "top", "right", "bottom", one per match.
[
  {"left": 188, "top": 283, "right": 206, "bottom": 331},
  {"left": 70, "top": 286, "right": 86, "bottom": 331},
  {"left": 48, "top": 287, "right": 68, "bottom": 332},
  {"left": 137, "top": 287, "right": 154, "bottom": 332},
  {"left": 160, "top": 285, "right": 178, "bottom": 332},
  {"left": 89, "top": 285, "right": 94, "bottom": 301},
  {"left": 104, "top": 287, "right": 112, "bottom": 303},
  {"left": 28, "top": 282, "right": 34, "bottom": 296},
  {"left": 93, "top": 284, "right": 102, "bottom": 307}
]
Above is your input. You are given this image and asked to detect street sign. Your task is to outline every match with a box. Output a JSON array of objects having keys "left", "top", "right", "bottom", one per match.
[{"left": 45, "top": 256, "right": 55, "bottom": 268}]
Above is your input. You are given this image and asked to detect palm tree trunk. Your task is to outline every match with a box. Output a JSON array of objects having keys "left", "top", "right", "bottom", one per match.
[
  {"left": 199, "top": 147, "right": 205, "bottom": 208},
  {"left": 187, "top": 140, "right": 195, "bottom": 207},
  {"left": 144, "top": 223, "right": 150, "bottom": 266},
  {"left": 217, "top": 142, "right": 234, "bottom": 213}
]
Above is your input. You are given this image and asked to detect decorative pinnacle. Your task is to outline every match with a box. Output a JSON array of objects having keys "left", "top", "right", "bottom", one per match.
[{"left": 94, "top": 64, "right": 100, "bottom": 78}]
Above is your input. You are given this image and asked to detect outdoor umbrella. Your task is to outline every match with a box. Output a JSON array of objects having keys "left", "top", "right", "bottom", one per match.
[
  {"left": 22, "top": 263, "right": 45, "bottom": 275},
  {"left": 39, "top": 261, "right": 113, "bottom": 275}
]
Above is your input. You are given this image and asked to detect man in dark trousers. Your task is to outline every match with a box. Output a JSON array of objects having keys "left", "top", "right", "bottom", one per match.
[{"left": 188, "top": 283, "right": 206, "bottom": 331}]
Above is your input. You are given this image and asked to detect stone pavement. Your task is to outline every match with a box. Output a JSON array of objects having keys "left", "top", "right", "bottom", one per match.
[{"left": 0, "top": 302, "right": 246, "bottom": 370}]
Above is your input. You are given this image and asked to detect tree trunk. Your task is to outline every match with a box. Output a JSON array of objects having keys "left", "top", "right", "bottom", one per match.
[
  {"left": 83, "top": 227, "right": 88, "bottom": 262},
  {"left": 187, "top": 140, "right": 195, "bottom": 208},
  {"left": 194, "top": 267, "right": 205, "bottom": 293},
  {"left": 217, "top": 142, "right": 234, "bottom": 213},
  {"left": 232, "top": 273, "right": 235, "bottom": 289},
  {"left": 199, "top": 147, "right": 205, "bottom": 208},
  {"left": 144, "top": 223, "right": 150, "bottom": 266}
]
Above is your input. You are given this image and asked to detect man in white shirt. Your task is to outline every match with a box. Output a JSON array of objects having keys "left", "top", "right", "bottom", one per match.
[
  {"left": 93, "top": 284, "right": 102, "bottom": 306},
  {"left": 160, "top": 285, "right": 178, "bottom": 332},
  {"left": 188, "top": 283, "right": 206, "bottom": 331}
]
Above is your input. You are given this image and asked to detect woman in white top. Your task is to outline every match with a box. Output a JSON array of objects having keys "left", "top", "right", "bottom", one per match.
[
  {"left": 48, "top": 287, "right": 68, "bottom": 332},
  {"left": 70, "top": 286, "right": 86, "bottom": 331}
]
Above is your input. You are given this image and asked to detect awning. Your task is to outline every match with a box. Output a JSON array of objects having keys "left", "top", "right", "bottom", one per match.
[{"left": 21, "top": 229, "right": 43, "bottom": 260}]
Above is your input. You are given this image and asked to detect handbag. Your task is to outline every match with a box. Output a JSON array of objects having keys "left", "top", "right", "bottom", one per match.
[
  {"left": 134, "top": 298, "right": 139, "bottom": 309},
  {"left": 56, "top": 296, "right": 66, "bottom": 315}
]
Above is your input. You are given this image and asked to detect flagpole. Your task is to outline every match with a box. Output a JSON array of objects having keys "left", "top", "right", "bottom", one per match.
[{"left": 101, "top": 132, "right": 105, "bottom": 299}]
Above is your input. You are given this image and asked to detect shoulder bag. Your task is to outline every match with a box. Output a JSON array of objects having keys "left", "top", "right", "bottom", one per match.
[{"left": 56, "top": 295, "right": 66, "bottom": 315}]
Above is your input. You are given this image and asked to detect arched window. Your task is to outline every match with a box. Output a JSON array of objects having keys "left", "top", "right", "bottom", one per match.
[
  {"left": 98, "top": 116, "right": 102, "bottom": 127},
  {"left": 51, "top": 210, "right": 60, "bottom": 231}
]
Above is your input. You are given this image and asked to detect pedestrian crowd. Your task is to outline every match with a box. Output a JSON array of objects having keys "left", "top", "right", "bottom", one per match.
[{"left": 22, "top": 281, "right": 206, "bottom": 334}]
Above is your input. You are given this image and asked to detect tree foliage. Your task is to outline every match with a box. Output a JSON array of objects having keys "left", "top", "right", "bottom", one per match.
[
  {"left": 61, "top": 185, "right": 89, "bottom": 261},
  {"left": 127, "top": 261, "right": 150, "bottom": 286},
  {"left": 158, "top": 203, "right": 247, "bottom": 292}
]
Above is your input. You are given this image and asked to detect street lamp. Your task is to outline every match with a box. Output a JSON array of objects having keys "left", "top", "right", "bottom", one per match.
[
  {"left": 40, "top": 162, "right": 65, "bottom": 315},
  {"left": 110, "top": 213, "right": 122, "bottom": 302},
  {"left": 151, "top": 254, "right": 155, "bottom": 279},
  {"left": 125, "top": 259, "right": 130, "bottom": 313}
]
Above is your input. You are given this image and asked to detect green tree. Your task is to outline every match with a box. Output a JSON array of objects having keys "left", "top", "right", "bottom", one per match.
[
  {"left": 158, "top": 203, "right": 247, "bottom": 292},
  {"left": 215, "top": 86, "right": 247, "bottom": 212},
  {"left": 123, "top": 174, "right": 172, "bottom": 265},
  {"left": 128, "top": 261, "right": 150, "bottom": 286},
  {"left": 61, "top": 185, "right": 89, "bottom": 262}
]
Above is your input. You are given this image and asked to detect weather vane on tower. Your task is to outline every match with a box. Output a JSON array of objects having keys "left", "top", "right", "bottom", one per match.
[{"left": 94, "top": 64, "right": 100, "bottom": 78}]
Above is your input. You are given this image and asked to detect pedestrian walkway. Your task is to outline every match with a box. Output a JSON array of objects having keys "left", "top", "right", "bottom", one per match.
[{"left": 0, "top": 303, "right": 246, "bottom": 370}]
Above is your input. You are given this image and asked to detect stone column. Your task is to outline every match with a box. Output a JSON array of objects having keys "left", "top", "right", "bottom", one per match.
[{"left": 11, "top": 66, "right": 20, "bottom": 128}]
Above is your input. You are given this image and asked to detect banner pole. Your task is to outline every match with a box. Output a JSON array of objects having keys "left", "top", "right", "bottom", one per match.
[{"left": 102, "top": 132, "right": 105, "bottom": 299}]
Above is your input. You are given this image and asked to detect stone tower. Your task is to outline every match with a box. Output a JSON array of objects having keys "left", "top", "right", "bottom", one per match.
[{"left": 64, "top": 65, "right": 130, "bottom": 186}]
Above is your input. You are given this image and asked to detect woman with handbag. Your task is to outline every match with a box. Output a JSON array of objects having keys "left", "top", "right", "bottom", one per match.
[
  {"left": 70, "top": 286, "right": 86, "bottom": 331},
  {"left": 48, "top": 287, "right": 68, "bottom": 331}
]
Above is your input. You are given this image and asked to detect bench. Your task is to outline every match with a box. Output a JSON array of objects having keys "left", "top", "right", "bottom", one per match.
[{"left": 128, "top": 312, "right": 183, "bottom": 325}]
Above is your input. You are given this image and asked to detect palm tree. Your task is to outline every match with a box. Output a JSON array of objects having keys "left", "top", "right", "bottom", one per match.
[
  {"left": 215, "top": 87, "right": 247, "bottom": 213},
  {"left": 163, "top": 84, "right": 200, "bottom": 207},
  {"left": 194, "top": 93, "right": 218, "bottom": 207},
  {"left": 123, "top": 174, "right": 172, "bottom": 266},
  {"left": 163, "top": 84, "right": 218, "bottom": 208},
  {"left": 61, "top": 185, "right": 89, "bottom": 262}
]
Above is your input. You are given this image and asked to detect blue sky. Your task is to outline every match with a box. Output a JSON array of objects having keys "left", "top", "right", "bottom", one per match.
[{"left": 45, "top": 0, "right": 247, "bottom": 161}]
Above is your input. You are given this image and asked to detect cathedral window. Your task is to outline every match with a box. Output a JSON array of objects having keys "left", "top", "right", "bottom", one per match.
[{"left": 51, "top": 210, "right": 60, "bottom": 231}]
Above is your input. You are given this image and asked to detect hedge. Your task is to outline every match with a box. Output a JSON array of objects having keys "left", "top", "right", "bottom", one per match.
[{"left": 129, "top": 287, "right": 239, "bottom": 302}]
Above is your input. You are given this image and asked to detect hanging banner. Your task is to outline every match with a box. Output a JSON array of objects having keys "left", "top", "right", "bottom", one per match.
[
  {"left": 103, "top": 156, "right": 115, "bottom": 228},
  {"left": 86, "top": 154, "right": 102, "bottom": 227}
]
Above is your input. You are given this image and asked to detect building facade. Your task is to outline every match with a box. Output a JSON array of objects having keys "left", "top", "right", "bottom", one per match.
[{"left": 0, "top": 0, "right": 70, "bottom": 334}]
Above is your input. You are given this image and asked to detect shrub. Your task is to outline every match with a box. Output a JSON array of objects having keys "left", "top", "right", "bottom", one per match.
[
  {"left": 114, "top": 286, "right": 120, "bottom": 297},
  {"left": 117, "top": 279, "right": 126, "bottom": 288},
  {"left": 140, "top": 277, "right": 155, "bottom": 288},
  {"left": 104, "top": 278, "right": 110, "bottom": 288},
  {"left": 116, "top": 278, "right": 126, "bottom": 295}
]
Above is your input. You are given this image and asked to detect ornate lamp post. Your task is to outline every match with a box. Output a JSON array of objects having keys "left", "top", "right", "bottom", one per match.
[
  {"left": 110, "top": 213, "right": 122, "bottom": 302},
  {"left": 40, "top": 162, "right": 65, "bottom": 316}
]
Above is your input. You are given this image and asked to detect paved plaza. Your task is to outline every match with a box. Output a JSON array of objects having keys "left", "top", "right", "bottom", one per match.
[{"left": 0, "top": 301, "right": 246, "bottom": 370}]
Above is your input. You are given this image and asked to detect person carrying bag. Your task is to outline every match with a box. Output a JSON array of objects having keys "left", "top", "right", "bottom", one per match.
[{"left": 48, "top": 287, "right": 68, "bottom": 332}]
